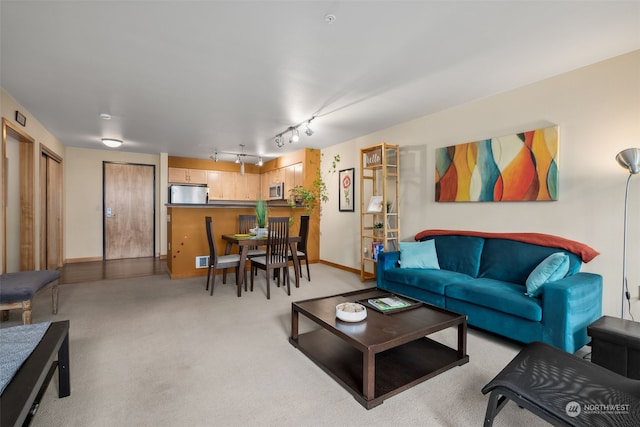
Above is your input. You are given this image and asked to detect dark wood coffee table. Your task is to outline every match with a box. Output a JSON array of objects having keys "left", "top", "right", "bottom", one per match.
[{"left": 289, "top": 288, "right": 469, "bottom": 409}]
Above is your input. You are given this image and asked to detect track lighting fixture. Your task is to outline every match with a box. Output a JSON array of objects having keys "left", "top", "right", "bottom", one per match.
[
  {"left": 305, "top": 120, "right": 314, "bottom": 136},
  {"left": 275, "top": 135, "right": 284, "bottom": 148},
  {"left": 211, "top": 144, "right": 265, "bottom": 173},
  {"left": 289, "top": 127, "right": 299, "bottom": 143},
  {"left": 273, "top": 115, "right": 316, "bottom": 148}
]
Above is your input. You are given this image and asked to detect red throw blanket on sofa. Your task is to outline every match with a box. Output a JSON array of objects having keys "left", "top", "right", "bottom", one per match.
[{"left": 414, "top": 229, "right": 600, "bottom": 263}]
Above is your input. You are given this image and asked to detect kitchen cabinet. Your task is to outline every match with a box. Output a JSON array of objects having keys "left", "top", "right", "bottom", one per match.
[
  {"left": 169, "top": 167, "right": 207, "bottom": 184},
  {"left": 207, "top": 171, "right": 225, "bottom": 200},
  {"left": 233, "top": 173, "right": 260, "bottom": 200},
  {"left": 283, "top": 163, "right": 303, "bottom": 200}
]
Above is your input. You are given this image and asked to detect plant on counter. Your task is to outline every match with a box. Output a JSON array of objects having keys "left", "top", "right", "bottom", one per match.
[
  {"left": 289, "top": 153, "right": 340, "bottom": 214},
  {"left": 255, "top": 198, "right": 268, "bottom": 228}
]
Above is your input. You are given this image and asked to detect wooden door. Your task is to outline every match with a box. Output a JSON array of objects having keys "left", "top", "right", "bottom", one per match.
[
  {"left": 40, "top": 149, "right": 63, "bottom": 269},
  {"left": 104, "top": 162, "right": 155, "bottom": 260}
]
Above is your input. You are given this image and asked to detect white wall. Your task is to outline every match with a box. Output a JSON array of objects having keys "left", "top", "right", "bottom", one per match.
[
  {"left": 320, "top": 50, "right": 640, "bottom": 318},
  {"left": 64, "top": 147, "right": 161, "bottom": 260}
]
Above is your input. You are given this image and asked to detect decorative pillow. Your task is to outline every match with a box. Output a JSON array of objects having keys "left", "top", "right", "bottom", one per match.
[
  {"left": 526, "top": 252, "right": 570, "bottom": 297},
  {"left": 399, "top": 240, "right": 440, "bottom": 269}
]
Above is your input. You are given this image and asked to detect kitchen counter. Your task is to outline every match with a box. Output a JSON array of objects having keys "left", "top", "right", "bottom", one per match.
[{"left": 166, "top": 204, "right": 315, "bottom": 279}]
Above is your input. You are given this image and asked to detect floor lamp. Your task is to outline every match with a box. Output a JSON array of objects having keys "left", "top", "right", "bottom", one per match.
[{"left": 616, "top": 148, "right": 640, "bottom": 319}]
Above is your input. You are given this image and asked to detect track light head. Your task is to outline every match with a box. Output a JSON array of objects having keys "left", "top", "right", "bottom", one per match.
[
  {"left": 275, "top": 135, "right": 284, "bottom": 147},
  {"left": 305, "top": 119, "right": 314, "bottom": 136},
  {"left": 257, "top": 156, "right": 263, "bottom": 166},
  {"left": 289, "top": 127, "right": 299, "bottom": 143},
  {"left": 235, "top": 155, "right": 240, "bottom": 164}
]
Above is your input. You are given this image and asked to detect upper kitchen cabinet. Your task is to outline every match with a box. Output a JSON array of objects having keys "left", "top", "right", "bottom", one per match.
[
  {"left": 168, "top": 167, "right": 207, "bottom": 184},
  {"left": 234, "top": 173, "right": 260, "bottom": 200},
  {"left": 284, "top": 163, "right": 303, "bottom": 199},
  {"left": 207, "top": 170, "right": 225, "bottom": 200}
]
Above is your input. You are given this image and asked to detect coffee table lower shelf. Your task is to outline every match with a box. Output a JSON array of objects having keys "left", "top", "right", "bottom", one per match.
[{"left": 289, "top": 328, "right": 468, "bottom": 409}]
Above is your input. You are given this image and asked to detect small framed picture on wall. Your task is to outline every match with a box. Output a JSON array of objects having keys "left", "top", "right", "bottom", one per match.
[{"left": 338, "top": 168, "right": 355, "bottom": 212}]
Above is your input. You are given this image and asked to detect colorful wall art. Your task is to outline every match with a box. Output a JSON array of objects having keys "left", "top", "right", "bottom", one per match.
[{"left": 435, "top": 126, "right": 559, "bottom": 202}]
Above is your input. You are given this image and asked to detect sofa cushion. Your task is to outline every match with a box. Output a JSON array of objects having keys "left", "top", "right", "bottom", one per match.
[
  {"left": 478, "top": 239, "right": 580, "bottom": 284},
  {"left": 384, "top": 268, "right": 474, "bottom": 295},
  {"left": 399, "top": 240, "right": 440, "bottom": 269},
  {"left": 445, "top": 278, "right": 543, "bottom": 321},
  {"left": 418, "top": 235, "right": 484, "bottom": 277},
  {"left": 526, "top": 252, "right": 570, "bottom": 297}
]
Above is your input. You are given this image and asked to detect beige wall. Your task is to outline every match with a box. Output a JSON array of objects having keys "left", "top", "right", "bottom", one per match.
[
  {"left": 64, "top": 147, "right": 162, "bottom": 261},
  {"left": 1, "top": 88, "right": 65, "bottom": 270},
  {"left": 320, "top": 50, "right": 640, "bottom": 318}
]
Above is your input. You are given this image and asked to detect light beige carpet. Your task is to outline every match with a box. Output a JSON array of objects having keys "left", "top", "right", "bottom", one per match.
[{"left": 3, "top": 264, "right": 553, "bottom": 426}]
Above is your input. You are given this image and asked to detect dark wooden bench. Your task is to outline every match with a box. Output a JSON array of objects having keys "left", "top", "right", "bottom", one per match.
[
  {"left": 482, "top": 341, "right": 640, "bottom": 426},
  {"left": 0, "top": 321, "right": 70, "bottom": 426},
  {"left": 0, "top": 270, "right": 60, "bottom": 324}
]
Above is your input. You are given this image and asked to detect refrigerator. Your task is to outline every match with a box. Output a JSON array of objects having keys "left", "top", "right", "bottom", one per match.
[{"left": 169, "top": 184, "right": 209, "bottom": 204}]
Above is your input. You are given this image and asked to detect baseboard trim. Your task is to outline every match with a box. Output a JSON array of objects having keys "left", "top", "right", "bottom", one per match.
[
  {"left": 64, "top": 256, "right": 103, "bottom": 264},
  {"left": 318, "top": 259, "right": 360, "bottom": 275}
]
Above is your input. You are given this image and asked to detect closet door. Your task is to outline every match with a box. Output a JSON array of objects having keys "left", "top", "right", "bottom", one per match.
[{"left": 40, "top": 149, "right": 63, "bottom": 269}]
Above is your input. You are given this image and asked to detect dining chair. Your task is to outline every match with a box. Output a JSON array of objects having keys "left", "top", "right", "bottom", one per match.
[
  {"left": 238, "top": 214, "right": 266, "bottom": 258},
  {"left": 288, "top": 215, "right": 310, "bottom": 281},
  {"left": 205, "top": 216, "right": 244, "bottom": 295},
  {"left": 250, "top": 216, "right": 290, "bottom": 299}
]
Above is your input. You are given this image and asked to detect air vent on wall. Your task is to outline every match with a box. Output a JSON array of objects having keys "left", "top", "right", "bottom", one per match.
[{"left": 195, "top": 255, "right": 209, "bottom": 269}]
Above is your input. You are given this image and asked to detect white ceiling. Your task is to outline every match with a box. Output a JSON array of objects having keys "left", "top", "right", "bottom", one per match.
[{"left": 1, "top": 1, "right": 639, "bottom": 162}]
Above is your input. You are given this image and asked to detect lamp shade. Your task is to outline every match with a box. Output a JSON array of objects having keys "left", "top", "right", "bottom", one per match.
[{"left": 616, "top": 148, "right": 640, "bottom": 174}]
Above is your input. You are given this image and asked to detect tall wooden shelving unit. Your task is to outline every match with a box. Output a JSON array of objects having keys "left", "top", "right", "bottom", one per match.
[{"left": 360, "top": 142, "right": 400, "bottom": 281}]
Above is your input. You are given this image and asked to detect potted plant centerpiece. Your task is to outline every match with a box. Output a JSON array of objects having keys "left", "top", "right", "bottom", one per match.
[{"left": 255, "top": 198, "right": 268, "bottom": 237}]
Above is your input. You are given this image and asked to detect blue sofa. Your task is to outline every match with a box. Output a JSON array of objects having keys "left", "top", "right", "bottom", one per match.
[{"left": 376, "top": 230, "right": 603, "bottom": 353}]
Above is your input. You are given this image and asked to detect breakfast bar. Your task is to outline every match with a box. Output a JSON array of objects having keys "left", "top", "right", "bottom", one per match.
[{"left": 166, "top": 203, "right": 316, "bottom": 280}]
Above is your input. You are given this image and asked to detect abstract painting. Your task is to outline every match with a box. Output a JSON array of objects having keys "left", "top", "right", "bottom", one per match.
[{"left": 435, "top": 126, "right": 559, "bottom": 202}]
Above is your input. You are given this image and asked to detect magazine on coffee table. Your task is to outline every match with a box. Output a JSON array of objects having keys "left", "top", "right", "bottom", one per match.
[{"left": 359, "top": 294, "right": 422, "bottom": 314}]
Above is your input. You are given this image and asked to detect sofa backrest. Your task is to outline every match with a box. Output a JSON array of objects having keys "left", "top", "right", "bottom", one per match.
[
  {"left": 419, "top": 234, "right": 582, "bottom": 283},
  {"left": 419, "top": 235, "right": 485, "bottom": 277},
  {"left": 478, "top": 238, "right": 582, "bottom": 283}
]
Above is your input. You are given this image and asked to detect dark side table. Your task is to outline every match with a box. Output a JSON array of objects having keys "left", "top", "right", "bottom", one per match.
[{"left": 587, "top": 315, "right": 640, "bottom": 379}]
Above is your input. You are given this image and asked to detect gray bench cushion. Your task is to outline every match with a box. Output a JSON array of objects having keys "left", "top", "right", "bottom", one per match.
[{"left": 0, "top": 270, "right": 60, "bottom": 302}]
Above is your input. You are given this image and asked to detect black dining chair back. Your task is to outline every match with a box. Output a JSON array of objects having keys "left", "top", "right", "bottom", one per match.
[
  {"left": 250, "top": 216, "right": 290, "bottom": 299},
  {"left": 238, "top": 214, "right": 266, "bottom": 259},
  {"left": 289, "top": 215, "right": 310, "bottom": 281},
  {"left": 205, "top": 216, "right": 243, "bottom": 295},
  {"left": 238, "top": 215, "right": 256, "bottom": 234}
]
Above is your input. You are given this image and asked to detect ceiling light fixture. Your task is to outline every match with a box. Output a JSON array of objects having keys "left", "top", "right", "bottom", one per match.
[
  {"left": 99, "top": 113, "right": 112, "bottom": 120},
  {"left": 305, "top": 119, "right": 314, "bottom": 136},
  {"left": 211, "top": 144, "right": 265, "bottom": 172},
  {"left": 289, "top": 127, "right": 299, "bottom": 143},
  {"left": 101, "top": 137, "right": 122, "bottom": 148},
  {"left": 273, "top": 115, "right": 316, "bottom": 148}
]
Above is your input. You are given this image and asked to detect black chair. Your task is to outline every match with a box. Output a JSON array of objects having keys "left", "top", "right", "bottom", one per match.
[
  {"left": 238, "top": 214, "right": 266, "bottom": 258},
  {"left": 250, "top": 217, "right": 290, "bottom": 299},
  {"left": 205, "top": 216, "right": 244, "bottom": 295},
  {"left": 288, "top": 215, "right": 310, "bottom": 281},
  {"left": 482, "top": 341, "right": 640, "bottom": 426}
]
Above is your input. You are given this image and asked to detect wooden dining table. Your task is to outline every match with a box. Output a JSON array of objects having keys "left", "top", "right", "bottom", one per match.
[{"left": 222, "top": 234, "right": 301, "bottom": 297}]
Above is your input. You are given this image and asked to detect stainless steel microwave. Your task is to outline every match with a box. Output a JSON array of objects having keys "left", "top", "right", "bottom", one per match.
[{"left": 269, "top": 182, "right": 285, "bottom": 200}]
